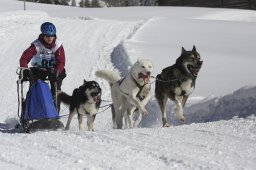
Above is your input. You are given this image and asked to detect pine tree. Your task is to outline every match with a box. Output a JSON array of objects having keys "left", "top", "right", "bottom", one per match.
[
  {"left": 48, "top": 0, "right": 70, "bottom": 5},
  {"left": 59, "top": 0, "right": 70, "bottom": 5},
  {"left": 39, "top": 0, "right": 54, "bottom": 4},
  {"left": 84, "top": 0, "right": 91, "bottom": 7},
  {"left": 91, "top": 0, "right": 100, "bottom": 7},
  {"left": 79, "top": 0, "right": 84, "bottom": 7},
  {"left": 71, "top": 0, "right": 76, "bottom": 6}
]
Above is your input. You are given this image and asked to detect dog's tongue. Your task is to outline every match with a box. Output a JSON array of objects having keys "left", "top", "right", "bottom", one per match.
[
  {"left": 144, "top": 76, "right": 150, "bottom": 84},
  {"left": 93, "top": 96, "right": 99, "bottom": 102},
  {"left": 139, "top": 73, "right": 150, "bottom": 84}
]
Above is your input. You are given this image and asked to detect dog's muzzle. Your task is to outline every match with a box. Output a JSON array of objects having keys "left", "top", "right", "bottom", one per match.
[
  {"left": 138, "top": 72, "right": 151, "bottom": 84},
  {"left": 91, "top": 92, "right": 101, "bottom": 102},
  {"left": 188, "top": 61, "right": 203, "bottom": 77}
]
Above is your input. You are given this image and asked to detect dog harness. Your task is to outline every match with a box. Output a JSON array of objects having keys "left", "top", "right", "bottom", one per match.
[
  {"left": 157, "top": 74, "right": 190, "bottom": 96},
  {"left": 118, "top": 76, "right": 150, "bottom": 101},
  {"left": 31, "top": 39, "right": 63, "bottom": 68}
]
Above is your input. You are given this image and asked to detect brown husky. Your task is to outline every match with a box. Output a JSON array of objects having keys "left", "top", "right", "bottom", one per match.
[{"left": 155, "top": 46, "right": 203, "bottom": 127}]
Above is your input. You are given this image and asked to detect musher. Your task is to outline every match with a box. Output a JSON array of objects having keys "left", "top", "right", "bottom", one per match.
[{"left": 19, "top": 22, "right": 66, "bottom": 112}]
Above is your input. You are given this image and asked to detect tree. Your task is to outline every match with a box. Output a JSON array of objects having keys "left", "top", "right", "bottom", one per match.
[
  {"left": 91, "top": 0, "right": 100, "bottom": 7},
  {"left": 79, "top": 0, "right": 84, "bottom": 7},
  {"left": 59, "top": 0, "right": 70, "bottom": 5},
  {"left": 71, "top": 0, "right": 76, "bottom": 6},
  {"left": 38, "top": 0, "right": 70, "bottom": 5},
  {"left": 106, "top": 0, "right": 156, "bottom": 6},
  {"left": 84, "top": 0, "right": 91, "bottom": 7},
  {"left": 39, "top": 0, "right": 54, "bottom": 4}
]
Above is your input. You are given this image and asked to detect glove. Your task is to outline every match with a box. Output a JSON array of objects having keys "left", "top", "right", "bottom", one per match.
[
  {"left": 19, "top": 68, "right": 31, "bottom": 81},
  {"left": 48, "top": 68, "right": 58, "bottom": 81}
]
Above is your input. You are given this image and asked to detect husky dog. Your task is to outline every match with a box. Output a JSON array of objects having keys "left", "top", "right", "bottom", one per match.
[
  {"left": 155, "top": 46, "right": 203, "bottom": 127},
  {"left": 96, "top": 59, "right": 153, "bottom": 129},
  {"left": 58, "top": 80, "right": 101, "bottom": 131}
]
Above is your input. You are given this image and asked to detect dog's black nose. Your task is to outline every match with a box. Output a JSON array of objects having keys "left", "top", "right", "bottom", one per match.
[
  {"left": 91, "top": 92, "right": 99, "bottom": 97},
  {"left": 146, "top": 71, "right": 151, "bottom": 75},
  {"left": 198, "top": 60, "right": 203, "bottom": 66}
]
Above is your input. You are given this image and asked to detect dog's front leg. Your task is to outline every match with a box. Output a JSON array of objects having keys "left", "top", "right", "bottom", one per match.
[
  {"left": 116, "top": 105, "right": 126, "bottom": 129},
  {"left": 132, "top": 94, "right": 151, "bottom": 128},
  {"left": 133, "top": 109, "right": 142, "bottom": 128},
  {"left": 78, "top": 113, "right": 83, "bottom": 130},
  {"left": 87, "top": 115, "right": 96, "bottom": 131},
  {"left": 111, "top": 104, "right": 117, "bottom": 129},
  {"left": 126, "top": 106, "right": 136, "bottom": 128},
  {"left": 129, "top": 95, "right": 148, "bottom": 115},
  {"left": 141, "top": 92, "right": 151, "bottom": 106},
  {"left": 123, "top": 111, "right": 129, "bottom": 129},
  {"left": 65, "top": 112, "right": 75, "bottom": 130},
  {"left": 174, "top": 96, "right": 185, "bottom": 123},
  {"left": 157, "top": 95, "right": 169, "bottom": 127}
]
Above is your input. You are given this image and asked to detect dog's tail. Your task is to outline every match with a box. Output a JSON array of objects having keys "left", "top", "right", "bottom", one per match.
[
  {"left": 95, "top": 70, "right": 121, "bottom": 85},
  {"left": 58, "top": 92, "right": 72, "bottom": 105}
]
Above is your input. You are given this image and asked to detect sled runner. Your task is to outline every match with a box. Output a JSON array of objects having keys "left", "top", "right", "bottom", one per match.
[{"left": 16, "top": 67, "right": 64, "bottom": 133}]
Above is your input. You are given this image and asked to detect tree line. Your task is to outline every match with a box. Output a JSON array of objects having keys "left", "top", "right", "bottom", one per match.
[
  {"left": 21, "top": 0, "right": 157, "bottom": 7},
  {"left": 20, "top": 0, "right": 256, "bottom": 9}
]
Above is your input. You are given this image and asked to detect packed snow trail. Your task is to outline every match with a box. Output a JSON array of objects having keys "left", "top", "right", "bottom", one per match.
[{"left": 1, "top": 116, "right": 255, "bottom": 170}]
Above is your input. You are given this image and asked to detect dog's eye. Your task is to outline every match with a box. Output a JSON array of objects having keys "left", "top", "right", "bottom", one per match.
[
  {"left": 141, "top": 66, "right": 145, "bottom": 68},
  {"left": 190, "top": 55, "right": 195, "bottom": 59},
  {"left": 91, "top": 92, "right": 98, "bottom": 97},
  {"left": 92, "top": 83, "right": 99, "bottom": 88}
]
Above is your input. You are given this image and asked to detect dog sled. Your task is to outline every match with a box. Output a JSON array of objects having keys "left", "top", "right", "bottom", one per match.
[{"left": 16, "top": 67, "right": 64, "bottom": 133}]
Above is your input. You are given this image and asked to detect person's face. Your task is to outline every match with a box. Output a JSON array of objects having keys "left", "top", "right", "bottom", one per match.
[{"left": 43, "top": 35, "right": 55, "bottom": 44}]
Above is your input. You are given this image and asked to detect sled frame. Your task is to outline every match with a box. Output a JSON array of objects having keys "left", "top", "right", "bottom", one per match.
[{"left": 16, "top": 67, "right": 58, "bottom": 132}]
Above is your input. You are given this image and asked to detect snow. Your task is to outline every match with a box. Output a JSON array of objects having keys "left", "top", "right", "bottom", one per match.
[{"left": 0, "top": 0, "right": 256, "bottom": 169}]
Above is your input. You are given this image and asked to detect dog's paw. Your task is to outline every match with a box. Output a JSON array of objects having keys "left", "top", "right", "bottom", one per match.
[
  {"left": 140, "top": 108, "right": 148, "bottom": 115},
  {"left": 89, "top": 128, "right": 95, "bottom": 132},
  {"left": 180, "top": 117, "right": 186, "bottom": 123},
  {"left": 142, "top": 110, "right": 148, "bottom": 115},
  {"left": 163, "top": 123, "right": 170, "bottom": 127}
]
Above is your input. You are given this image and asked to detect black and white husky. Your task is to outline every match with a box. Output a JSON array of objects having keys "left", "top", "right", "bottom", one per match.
[
  {"left": 96, "top": 59, "right": 153, "bottom": 129},
  {"left": 58, "top": 80, "right": 101, "bottom": 131},
  {"left": 155, "top": 46, "right": 203, "bottom": 127}
]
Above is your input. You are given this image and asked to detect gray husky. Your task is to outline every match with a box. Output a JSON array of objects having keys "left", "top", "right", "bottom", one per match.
[{"left": 155, "top": 46, "right": 203, "bottom": 127}]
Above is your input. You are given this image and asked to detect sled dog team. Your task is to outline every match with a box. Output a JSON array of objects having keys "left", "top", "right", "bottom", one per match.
[{"left": 58, "top": 46, "right": 203, "bottom": 131}]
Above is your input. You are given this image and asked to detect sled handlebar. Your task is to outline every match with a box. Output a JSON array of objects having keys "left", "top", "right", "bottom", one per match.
[
  {"left": 16, "top": 67, "right": 56, "bottom": 83},
  {"left": 16, "top": 67, "right": 31, "bottom": 83}
]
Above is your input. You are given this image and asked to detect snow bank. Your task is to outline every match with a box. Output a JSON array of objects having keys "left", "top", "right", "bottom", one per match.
[{"left": 184, "top": 86, "right": 256, "bottom": 124}]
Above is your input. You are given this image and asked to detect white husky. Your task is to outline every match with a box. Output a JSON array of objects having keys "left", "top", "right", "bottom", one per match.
[{"left": 96, "top": 59, "right": 153, "bottom": 129}]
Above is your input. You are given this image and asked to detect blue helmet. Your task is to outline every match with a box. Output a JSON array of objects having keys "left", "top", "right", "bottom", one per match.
[{"left": 40, "top": 22, "right": 56, "bottom": 36}]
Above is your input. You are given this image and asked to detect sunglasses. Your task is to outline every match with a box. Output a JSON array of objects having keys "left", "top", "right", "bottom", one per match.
[{"left": 43, "top": 34, "right": 55, "bottom": 38}]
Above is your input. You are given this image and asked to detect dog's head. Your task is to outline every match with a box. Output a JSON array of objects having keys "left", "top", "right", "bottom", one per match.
[
  {"left": 131, "top": 59, "right": 154, "bottom": 84},
  {"left": 176, "top": 45, "right": 203, "bottom": 78},
  {"left": 83, "top": 80, "right": 102, "bottom": 103}
]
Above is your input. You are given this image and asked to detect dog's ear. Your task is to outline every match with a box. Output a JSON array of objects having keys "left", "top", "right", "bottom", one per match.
[
  {"left": 137, "top": 57, "right": 142, "bottom": 61},
  {"left": 83, "top": 79, "right": 87, "bottom": 84},
  {"left": 181, "top": 47, "right": 186, "bottom": 54},
  {"left": 136, "top": 58, "right": 143, "bottom": 65},
  {"left": 192, "top": 45, "right": 197, "bottom": 52}
]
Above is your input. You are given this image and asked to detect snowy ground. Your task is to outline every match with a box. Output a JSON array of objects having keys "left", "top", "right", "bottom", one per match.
[{"left": 0, "top": 0, "right": 255, "bottom": 169}]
